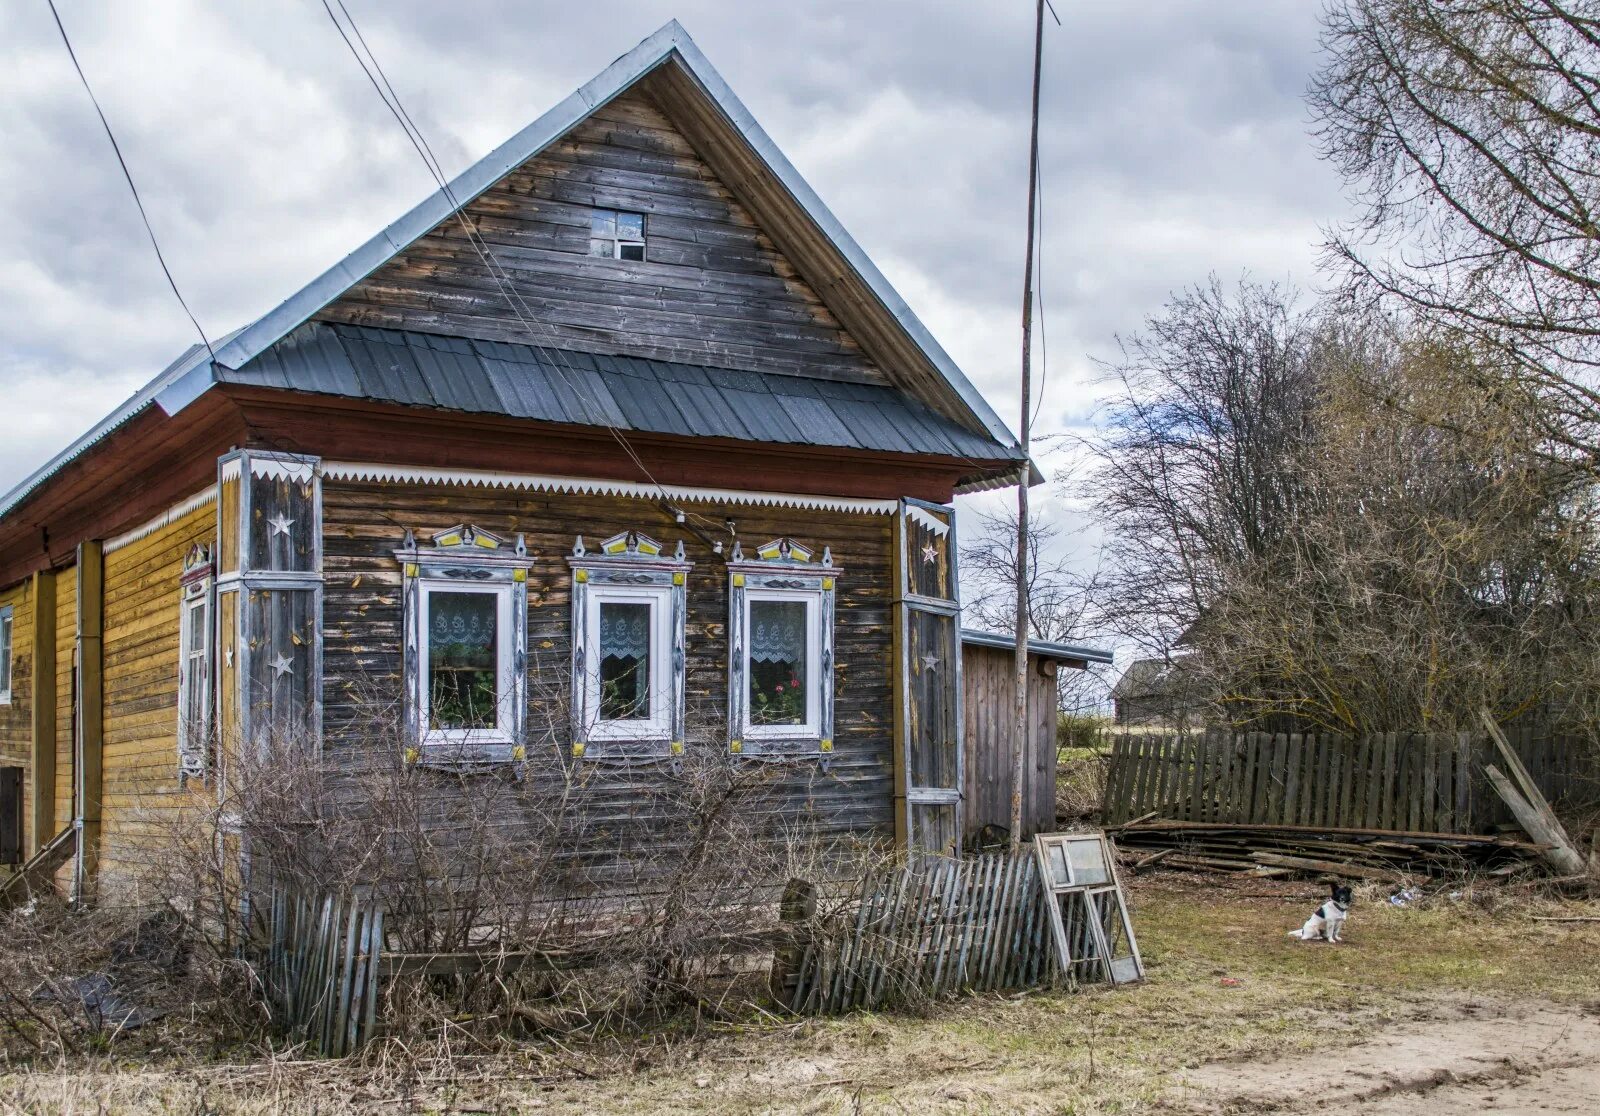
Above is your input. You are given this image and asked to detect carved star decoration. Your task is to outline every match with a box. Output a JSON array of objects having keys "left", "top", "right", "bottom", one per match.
[
  {"left": 270, "top": 654, "right": 295, "bottom": 679},
  {"left": 920, "top": 542, "right": 939, "bottom": 564},
  {"left": 920, "top": 655, "right": 941, "bottom": 672},
  {"left": 267, "top": 514, "right": 295, "bottom": 537}
]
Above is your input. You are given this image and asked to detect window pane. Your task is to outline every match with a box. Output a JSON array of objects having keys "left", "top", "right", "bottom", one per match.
[
  {"left": 749, "top": 599, "right": 807, "bottom": 726},
  {"left": 588, "top": 238, "right": 613, "bottom": 257},
  {"left": 428, "top": 592, "right": 499, "bottom": 730},
  {"left": 0, "top": 615, "right": 10, "bottom": 691},
  {"left": 598, "top": 601, "right": 651, "bottom": 720},
  {"left": 187, "top": 601, "right": 207, "bottom": 648},
  {"left": 617, "top": 242, "right": 645, "bottom": 261},
  {"left": 615, "top": 211, "right": 644, "bottom": 239},
  {"left": 590, "top": 209, "right": 616, "bottom": 237}
]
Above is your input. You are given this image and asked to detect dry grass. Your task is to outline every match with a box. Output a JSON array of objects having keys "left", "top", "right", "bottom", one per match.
[{"left": 3, "top": 872, "right": 1598, "bottom": 1114}]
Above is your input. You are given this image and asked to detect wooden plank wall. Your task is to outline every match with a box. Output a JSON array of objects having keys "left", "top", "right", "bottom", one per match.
[
  {"left": 321, "top": 480, "right": 897, "bottom": 874},
  {"left": 314, "top": 89, "right": 884, "bottom": 385},
  {"left": 0, "top": 581, "right": 32, "bottom": 856},
  {"left": 97, "top": 503, "right": 216, "bottom": 896},
  {"left": 52, "top": 569, "right": 75, "bottom": 888},
  {"left": 961, "top": 643, "right": 1057, "bottom": 844},
  {"left": 1103, "top": 729, "right": 1598, "bottom": 833}
]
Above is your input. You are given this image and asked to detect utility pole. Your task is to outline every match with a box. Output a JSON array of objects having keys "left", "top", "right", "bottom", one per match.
[{"left": 1009, "top": 0, "right": 1046, "bottom": 855}]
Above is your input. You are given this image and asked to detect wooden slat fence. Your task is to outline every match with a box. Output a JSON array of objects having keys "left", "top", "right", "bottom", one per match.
[
  {"left": 1102, "top": 728, "right": 1594, "bottom": 833},
  {"left": 786, "top": 851, "right": 1059, "bottom": 1014},
  {"left": 252, "top": 885, "right": 385, "bottom": 1057}
]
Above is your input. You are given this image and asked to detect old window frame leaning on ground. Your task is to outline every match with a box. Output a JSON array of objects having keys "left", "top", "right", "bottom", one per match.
[
  {"left": 727, "top": 538, "right": 839, "bottom": 760},
  {"left": 0, "top": 602, "right": 11, "bottom": 705},
  {"left": 395, "top": 525, "right": 533, "bottom": 764},
  {"left": 588, "top": 207, "right": 646, "bottom": 260},
  {"left": 569, "top": 531, "right": 689, "bottom": 763},
  {"left": 176, "top": 543, "right": 215, "bottom": 781}
]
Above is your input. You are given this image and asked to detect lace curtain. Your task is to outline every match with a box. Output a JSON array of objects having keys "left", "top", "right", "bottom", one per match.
[
  {"left": 599, "top": 602, "right": 651, "bottom": 660},
  {"left": 430, "top": 593, "right": 497, "bottom": 652},
  {"left": 750, "top": 601, "right": 806, "bottom": 663}
]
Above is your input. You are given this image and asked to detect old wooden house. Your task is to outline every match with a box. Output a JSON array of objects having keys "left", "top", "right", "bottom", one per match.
[{"left": 0, "top": 22, "right": 1105, "bottom": 902}]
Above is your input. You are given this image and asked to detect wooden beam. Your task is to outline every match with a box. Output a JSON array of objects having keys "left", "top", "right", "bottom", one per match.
[
  {"left": 73, "top": 540, "right": 103, "bottom": 904},
  {"left": 27, "top": 569, "right": 55, "bottom": 856},
  {"left": 1483, "top": 764, "right": 1585, "bottom": 876}
]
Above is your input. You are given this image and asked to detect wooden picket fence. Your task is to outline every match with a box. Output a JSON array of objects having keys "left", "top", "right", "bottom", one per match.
[
  {"left": 252, "top": 885, "right": 385, "bottom": 1057},
  {"left": 785, "top": 850, "right": 1059, "bottom": 1013},
  {"left": 1102, "top": 727, "right": 1594, "bottom": 833}
]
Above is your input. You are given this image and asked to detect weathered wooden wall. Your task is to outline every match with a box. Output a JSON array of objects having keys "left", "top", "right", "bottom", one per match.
[
  {"left": 962, "top": 643, "right": 1057, "bottom": 845},
  {"left": 98, "top": 503, "right": 216, "bottom": 893},
  {"left": 321, "top": 480, "right": 897, "bottom": 861},
  {"left": 0, "top": 581, "right": 32, "bottom": 854},
  {"left": 52, "top": 568, "right": 75, "bottom": 879},
  {"left": 314, "top": 90, "right": 884, "bottom": 385}
]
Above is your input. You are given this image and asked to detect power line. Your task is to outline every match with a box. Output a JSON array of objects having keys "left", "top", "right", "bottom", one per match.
[
  {"left": 317, "top": 0, "right": 722, "bottom": 532},
  {"left": 46, "top": 0, "right": 216, "bottom": 363}
]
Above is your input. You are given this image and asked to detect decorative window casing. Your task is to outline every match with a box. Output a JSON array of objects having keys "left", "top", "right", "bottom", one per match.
[
  {"left": 588, "top": 208, "right": 646, "bottom": 260},
  {"left": 395, "top": 525, "right": 533, "bottom": 763},
  {"left": 177, "top": 544, "right": 214, "bottom": 780},
  {"left": 0, "top": 603, "right": 12, "bottom": 706},
  {"left": 569, "top": 532, "right": 689, "bottom": 762},
  {"left": 727, "top": 539, "right": 839, "bottom": 759}
]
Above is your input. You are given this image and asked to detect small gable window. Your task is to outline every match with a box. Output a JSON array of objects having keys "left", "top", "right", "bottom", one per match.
[
  {"left": 727, "top": 539, "right": 840, "bottom": 759},
  {"left": 0, "top": 603, "right": 12, "bottom": 706},
  {"left": 395, "top": 525, "right": 534, "bottom": 763},
  {"left": 569, "top": 532, "right": 690, "bottom": 763},
  {"left": 176, "top": 544, "right": 214, "bottom": 780},
  {"left": 589, "top": 208, "right": 646, "bottom": 261}
]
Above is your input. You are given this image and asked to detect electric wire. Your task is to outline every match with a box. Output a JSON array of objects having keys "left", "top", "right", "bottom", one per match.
[{"left": 46, "top": 0, "right": 216, "bottom": 363}]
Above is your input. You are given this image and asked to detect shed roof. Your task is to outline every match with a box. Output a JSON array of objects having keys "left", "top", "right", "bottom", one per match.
[
  {"left": 1, "top": 20, "right": 1023, "bottom": 522},
  {"left": 226, "top": 323, "right": 1016, "bottom": 461},
  {"left": 960, "top": 629, "right": 1114, "bottom": 666}
]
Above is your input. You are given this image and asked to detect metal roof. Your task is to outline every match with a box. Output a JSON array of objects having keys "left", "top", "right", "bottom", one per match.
[
  {"left": 960, "top": 628, "right": 1115, "bottom": 666},
  {"left": 1, "top": 20, "right": 1022, "bottom": 522},
  {"left": 226, "top": 323, "right": 1018, "bottom": 462}
]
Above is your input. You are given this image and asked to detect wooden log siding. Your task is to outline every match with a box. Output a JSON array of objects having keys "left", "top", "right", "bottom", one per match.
[
  {"left": 313, "top": 90, "right": 886, "bottom": 385},
  {"left": 1103, "top": 728, "right": 1596, "bottom": 834},
  {"left": 0, "top": 581, "right": 32, "bottom": 854},
  {"left": 52, "top": 569, "right": 75, "bottom": 889},
  {"left": 96, "top": 503, "right": 216, "bottom": 895},
  {"left": 961, "top": 642, "right": 1057, "bottom": 845},
  {"left": 320, "top": 480, "right": 897, "bottom": 867}
]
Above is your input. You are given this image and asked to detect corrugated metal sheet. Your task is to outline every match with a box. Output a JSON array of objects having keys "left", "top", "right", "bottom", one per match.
[
  {"left": 224, "top": 322, "right": 1018, "bottom": 462},
  {"left": 959, "top": 628, "right": 1114, "bottom": 665}
]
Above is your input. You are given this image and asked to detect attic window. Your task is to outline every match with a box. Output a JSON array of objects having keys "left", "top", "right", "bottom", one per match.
[{"left": 589, "top": 208, "right": 646, "bottom": 261}]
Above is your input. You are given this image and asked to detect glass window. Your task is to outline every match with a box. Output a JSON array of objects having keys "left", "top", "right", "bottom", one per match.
[
  {"left": 426, "top": 590, "right": 501, "bottom": 731},
  {"left": 749, "top": 599, "right": 807, "bottom": 726},
  {"left": 176, "top": 564, "right": 213, "bottom": 782},
  {"left": 0, "top": 606, "right": 12, "bottom": 704},
  {"left": 598, "top": 600, "right": 651, "bottom": 721},
  {"left": 587, "top": 206, "right": 646, "bottom": 260}
]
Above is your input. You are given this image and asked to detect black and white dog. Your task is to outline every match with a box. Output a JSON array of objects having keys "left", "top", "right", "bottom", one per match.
[{"left": 1287, "top": 883, "right": 1353, "bottom": 943}]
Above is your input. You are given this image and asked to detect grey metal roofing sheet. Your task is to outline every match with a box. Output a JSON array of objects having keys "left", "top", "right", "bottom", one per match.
[
  {"left": 221, "top": 322, "right": 1019, "bottom": 463},
  {"left": 959, "top": 629, "right": 1114, "bottom": 665}
]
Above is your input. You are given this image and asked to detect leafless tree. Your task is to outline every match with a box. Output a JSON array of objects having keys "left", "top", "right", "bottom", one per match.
[{"left": 1310, "top": 0, "right": 1600, "bottom": 464}]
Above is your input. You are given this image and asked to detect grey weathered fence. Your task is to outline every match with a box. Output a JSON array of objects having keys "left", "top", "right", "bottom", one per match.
[
  {"left": 253, "top": 886, "right": 385, "bottom": 1057},
  {"left": 785, "top": 851, "right": 1059, "bottom": 1013},
  {"left": 1102, "top": 728, "right": 1593, "bottom": 833}
]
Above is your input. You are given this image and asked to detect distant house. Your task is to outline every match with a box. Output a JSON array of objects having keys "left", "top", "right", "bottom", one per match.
[
  {"left": 0, "top": 22, "right": 1107, "bottom": 902},
  {"left": 1110, "top": 656, "right": 1201, "bottom": 733}
]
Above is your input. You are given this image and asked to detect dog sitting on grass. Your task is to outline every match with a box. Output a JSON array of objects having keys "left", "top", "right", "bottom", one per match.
[{"left": 1287, "top": 883, "right": 1353, "bottom": 943}]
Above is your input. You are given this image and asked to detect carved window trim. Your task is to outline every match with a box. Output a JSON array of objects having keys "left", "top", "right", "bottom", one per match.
[
  {"left": 727, "top": 538, "right": 840, "bottom": 760},
  {"left": 0, "top": 603, "right": 12, "bottom": 707},
  {"left": 177, "top": 543, "right": 214, "bottom": 782},
  {"left": 568, "top": 531, "right": 690, "bottom": 764},
  {"left": 395, "top": 525, "right": 533, "bottom": 764}
]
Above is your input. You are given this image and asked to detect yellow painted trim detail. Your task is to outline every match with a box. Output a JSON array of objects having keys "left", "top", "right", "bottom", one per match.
[
  {"left": 572, "top": 742, "right": 586, "bottom": 757},
  {"left": 512, "top": 568, "right": 527, "bottom": 582},
  {"left": 672, "top": 571, "right": 685, "bottom": 586},
  {"left": 437, "top": 533, "right": 463, "bottom": 547},
  {"left": 732, "top": 573, "right": 745, "bottom": 588},
  {"left": 474, "top": 533, "right": 500, "bottom": 549},
  {"left": 730, "top": 739, "right": 742, "bottom": 754},
  {"left": 671, "top": 741, "right": 684, "bottom": 755},
  {"left": 511, "top": 745, "right": 527, "bottom": 762},
  {"left": 575, "top": 569, "right": 589, "bottom": 583},
  {"left": 405, "top": 563, "right": 419, "bottom": 577},
  {"left": 820, "top": 738, "right": 833, "bottom": 752},
  {"left": 403, "top": 746, "right": 420, "bottom": 764},
  {"left": 822, "top": 577, "right": 834, "bottom": 590}
]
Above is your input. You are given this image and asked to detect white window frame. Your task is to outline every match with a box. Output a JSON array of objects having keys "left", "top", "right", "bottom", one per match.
[
  {"left": 742, "top": 589, "right": 822, "bottom": 741},
  {"left": 416, "top": 580, "right": 517, "bottom": 748},
  {"left": 568, "top": 531, "right": 690, "bottom": 763},
  {"left": 395, "top": 525, "right": 533, "bottom": 765},
  {"left": 582, "top": 584, "right": 673, "bottom": 743},
  {"left": 726, "top": 538, "right": 840, "bottom": 760},
  {"left": 0, "top": 604, "right": 12, "bottom": 706},
  {"left": 589, "top": 207, "right": 646, "bottom": 261},
  {"left": 176, "top": 545, "right": 214, "bottom": 781}
]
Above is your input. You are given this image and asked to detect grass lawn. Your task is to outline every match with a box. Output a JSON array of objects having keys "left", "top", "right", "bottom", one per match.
[{"left": 3, "top": 873, "right": 1598, "bottom": 1114}]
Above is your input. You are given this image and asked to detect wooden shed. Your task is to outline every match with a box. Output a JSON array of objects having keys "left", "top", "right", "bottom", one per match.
[{"left": 960, "top": 630, "right": 1112, "bottom": 847}]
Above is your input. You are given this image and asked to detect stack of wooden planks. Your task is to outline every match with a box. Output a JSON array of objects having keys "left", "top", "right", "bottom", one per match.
[{"left": 1107, "top": 819, "right": 1544, "bottom": 883}]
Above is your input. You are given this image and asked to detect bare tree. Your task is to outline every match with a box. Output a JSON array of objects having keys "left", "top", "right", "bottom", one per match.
[{"left": 1310, "top": 0, "right": 1600, "bottom": 462}]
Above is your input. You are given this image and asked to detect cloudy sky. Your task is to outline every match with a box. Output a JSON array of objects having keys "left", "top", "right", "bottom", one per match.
[{"left": 0, "top": 0, "right": 1350, "bottom": 584}]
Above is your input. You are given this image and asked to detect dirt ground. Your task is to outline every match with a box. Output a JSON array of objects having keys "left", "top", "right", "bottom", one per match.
[{"left": 3, "top": 871, "right": 1599, "bottom": 1114}]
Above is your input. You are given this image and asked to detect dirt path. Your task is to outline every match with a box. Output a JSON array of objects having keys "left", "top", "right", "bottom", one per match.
[{"left": 1168, "top": 999, "right": 1600, "bottom": 1114}]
